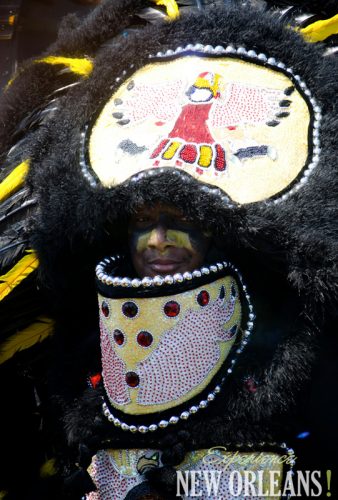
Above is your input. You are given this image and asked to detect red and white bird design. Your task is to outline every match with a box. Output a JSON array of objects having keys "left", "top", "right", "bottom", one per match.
[{"left": 114, "top": 71, "right": 291, "bottom": 174}]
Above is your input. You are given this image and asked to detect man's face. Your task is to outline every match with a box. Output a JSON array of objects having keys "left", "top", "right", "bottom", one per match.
[{"left": 128, "top": 204, "right": 211, "bottom": 278}]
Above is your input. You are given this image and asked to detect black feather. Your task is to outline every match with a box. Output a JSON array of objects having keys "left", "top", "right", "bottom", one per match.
[
  {"left": 0, "top": 198, "right": 36, "bottom": 226},
  {"left": 0, "top": 186, "right": 35, "bottom": 269},
  {"left": 11, "top": 105, "right": 58, "bottom": 145}
]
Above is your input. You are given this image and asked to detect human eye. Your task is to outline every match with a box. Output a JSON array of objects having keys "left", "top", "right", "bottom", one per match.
[
  {"left": 134, "top": 214, "right": 154, "bottom": 227},
  {"left": 175, "top": 215, "right": 194, "bottom": 229}
]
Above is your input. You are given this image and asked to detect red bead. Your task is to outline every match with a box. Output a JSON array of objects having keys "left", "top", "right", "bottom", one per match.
[
  {"left": 215, "top": 144, "right": 226, "bottom": 171},
  {"left": 101, "top": 301, "right": 110, "bottom": 317},
  {"left": 180, "top": 144, "right": 197, "bottom": 163},
  {"left": 122, "top": 301, "right": 138, "bottom": 318},
  {"left": 114, "top": 329, "right": 124, "bottom": 346},
  {"left": 164, "top": 301, "right": 180, "bottom": 317},
  {"left": 89, "top": 373, "right": 102, "bottom": 389},
  {"left": 197, "top": 290, "right": 210, "bottom": 306},
  {"left": 126, "top": 371, "right": 139, "bottom": 387},
  {"left": 137, "top": 331, "right": 153, "bottom": 347},
  {"left": 244, "top": 377, "right": 258, "bottom": 393}
]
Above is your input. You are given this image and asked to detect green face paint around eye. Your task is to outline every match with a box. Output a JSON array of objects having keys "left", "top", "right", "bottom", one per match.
[
  {"left": 135, "top": 230, "right": 155, "bottom": 253},
  {"left": 165, "top": 229, "right": 194, "bottom": 250}
]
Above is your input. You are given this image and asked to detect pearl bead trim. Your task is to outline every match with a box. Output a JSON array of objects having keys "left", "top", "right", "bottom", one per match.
[
  {"left": 101, "top": 261, "right": 255, "bottom": 432},
  {"left": 79, "top": 127, "right": 97, "bottom": 188},
  {"left": 96, "top": 255, "right": 231, "bottom": 289}
]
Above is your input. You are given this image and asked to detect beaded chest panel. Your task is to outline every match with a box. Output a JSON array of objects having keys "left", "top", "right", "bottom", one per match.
[{"left": 99, "top": 275, "right": 241, "bottom": 415}]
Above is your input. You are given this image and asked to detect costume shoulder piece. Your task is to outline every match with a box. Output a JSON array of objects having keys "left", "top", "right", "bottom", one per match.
[{"left": 0, "top": 0, "right": 337, "bottom": 498}]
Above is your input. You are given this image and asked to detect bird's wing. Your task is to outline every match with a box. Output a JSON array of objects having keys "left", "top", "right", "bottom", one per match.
[
  {"left": 210, "top": 82, "right": 285, "bottom": 128},
  {"left": 137, "top": 289, "right": 238, "bottom": 405},
  {"left": 100, "top": 321, "right": 131, "bottom": 405},
  {"left": 120, "top": 79, "right": 186, "bottom": 124}
]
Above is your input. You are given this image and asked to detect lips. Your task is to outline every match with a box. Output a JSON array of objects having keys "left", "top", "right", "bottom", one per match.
[
  {"left": 148, "top": 258, "right": 182, "bottom": 273},
  {"left": 141, "top": 248, "right": 192, "bottom": 277}
]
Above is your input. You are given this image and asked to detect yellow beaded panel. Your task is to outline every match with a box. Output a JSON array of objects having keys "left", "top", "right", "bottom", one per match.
[
  {"left": 87, "top": 448, "right": 284, "bottom": 500},
  {"left": 89, "top": 56, "right": 310, "bottom": 204},
  {"left": 99, "top": 276, "right": 241, "bottom": 415}
]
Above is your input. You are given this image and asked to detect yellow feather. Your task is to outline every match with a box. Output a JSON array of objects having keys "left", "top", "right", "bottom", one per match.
[
  {"left": 0, "top": 160, "right": 30, "bottom": 203},
  {"left": 35, "top": 56, "right": 94, "bottom": 77},
  {"left": 40, "top": 458, "right": 57, "bottom": 478},
  {"left": 0, "top": 316, "right": 53, "bottom": 365},
  {"left": 0, "top": 250, "right": 39, "bottom": 302},
  {"left": 300, "top": 13, "right": 338, "bottom": 43},
  {"left": 6, "top": 56, "right": 92, "bottom": 89},
  {"left": 5, "top": 77, "right": 14, "bottom": 89},
  {"left": 152, "top": 0, "right": 180, "bottom": 19}
]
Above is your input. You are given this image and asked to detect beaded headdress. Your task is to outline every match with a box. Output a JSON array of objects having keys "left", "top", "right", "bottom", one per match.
[{"left": 83, "top": 45, "right": 320, "bottom": 205}]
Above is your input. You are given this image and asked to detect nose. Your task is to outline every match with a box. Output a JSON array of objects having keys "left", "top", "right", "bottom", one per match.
[{"left": 147, "top": 225, "right": 173, "bottom": 252}]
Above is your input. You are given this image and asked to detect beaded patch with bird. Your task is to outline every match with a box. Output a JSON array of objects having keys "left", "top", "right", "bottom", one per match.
[
  {"left": 84, "top": 46, "right": 319, "bottom": 204},
  {"left": 86, "top": 448, "right": 285, "bottom": 500}
]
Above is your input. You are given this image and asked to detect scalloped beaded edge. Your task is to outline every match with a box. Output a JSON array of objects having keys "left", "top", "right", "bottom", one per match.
[
  {"left": 80, "top": 43, "right": 320, "bottom": 207},
  {"left": 96, "top": 255, "right": 229, "bottom": 288},
  {"left": 101, "top": 262, "right": 255, "bottom": 433}
]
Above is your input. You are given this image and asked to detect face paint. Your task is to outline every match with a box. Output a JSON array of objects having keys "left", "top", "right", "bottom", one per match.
[
  {"left": 135, "top": 228, "right": 193, "bottom": 254},
  {"left": 128, "top": 205, "right": 211, "bottom": 277},
  {"left": 165, "top": 230, "right": 193, "bottom": 251}
]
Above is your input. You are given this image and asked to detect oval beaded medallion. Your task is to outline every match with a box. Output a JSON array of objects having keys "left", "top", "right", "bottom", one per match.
[
  {"left": 88, "top": 49, "right": 315, "bottom": 204},
  {"left": 101, "top": 301, "right": 110, "bottom": 317},
  {"left": 126, "top": 371, "right": 140, "bottom": 388},
  {"left": 99, "top": 273, "right": 243, "bottom": 415},
  {"left": 114, "top": 329, "right": 125, "bottom": 346},
  {"left": 197, "top": 290, "right": 210, "bottom": 306},
  {"left": 122, "top": 301, "right": 138, "bottom": 318},
  {"left": 137, "top": 331, "right": 153, "bottom": 347},
  {"left": 164, "top": 300, "right": 180, "bottom": 317}
]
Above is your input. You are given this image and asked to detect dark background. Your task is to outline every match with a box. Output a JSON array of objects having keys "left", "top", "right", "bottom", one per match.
[{"left": 0, "top": 0, "right": 99, "bottom": 90}]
